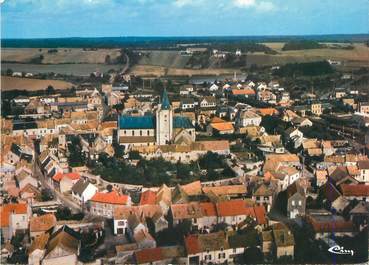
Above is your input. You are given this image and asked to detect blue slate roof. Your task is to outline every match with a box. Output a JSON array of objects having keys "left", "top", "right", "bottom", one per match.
[
  {"left": 119, "top": 115, "right": 155, "bottom": 129},
  {"left": 161, "top": 89, "right": 171, "bottom": 110},
  {"left": 173, "top": 116, "right": 194, "bottom": 129}
]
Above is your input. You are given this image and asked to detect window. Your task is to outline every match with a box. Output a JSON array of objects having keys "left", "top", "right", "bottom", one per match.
[
  {"left": 140, "top": 130, "right": 142, "bottom": 136},
  {"left": 292, "top": 201, "right": 295, "bottom": 206},
  {"left": 298, "top": 200, "right": 302, "bottom": 206},
  {"left": 132, "top": 131, "right": 135, "bottom": 136}
]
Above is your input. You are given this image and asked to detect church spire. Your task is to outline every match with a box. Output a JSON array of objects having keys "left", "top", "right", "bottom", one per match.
[{"left": 161, "top": 88, "right": 171, "bottom": 110}]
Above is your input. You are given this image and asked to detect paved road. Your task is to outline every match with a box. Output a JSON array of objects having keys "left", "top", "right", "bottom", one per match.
[
  {"left": 120, "top": 53, "right": 130, "bottom": 75},
  {"left": 33, "top": 151, "right": 81, "bottom": 213}
]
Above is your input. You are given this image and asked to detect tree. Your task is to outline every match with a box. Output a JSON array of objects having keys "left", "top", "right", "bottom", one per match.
[
  {"left": 129, "top": 150, "right": 141, "bottom": 160},
  {"left": 241, "top": 247, "right": 263, "bottom": 264},
  {"left": 105, "top": 55, "right": 111, "bottom": 64},
  {"left": 46, "top": 85, "right": 55, "bottom": 95},
  {"left": 55, "top": 207, "right": 72, "bottom": 220},
  {"left": 41, "top": 188, "right": 54, "bottom": 201},
  {"left": 6, "top": 68, "right": 13, "bottom": 76}
]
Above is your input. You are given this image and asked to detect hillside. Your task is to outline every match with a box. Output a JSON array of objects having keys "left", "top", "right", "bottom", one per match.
[{"left": 1, "top": 76, "right": 74, "bottom": 91}]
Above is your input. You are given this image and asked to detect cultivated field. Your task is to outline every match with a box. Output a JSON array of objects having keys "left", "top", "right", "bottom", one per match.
[
  {"left": 129, "top": 65, "right": 241, "bottom": 77},
  {"left": 2, "top": 63, "right": 125, "bottom": 76},
  {"left": 1, "top": 76, "right": 74, "bottom": 91},
  {"left": 2, "top": 48, "right": 121, "bottom": 64},
  {"left": 261, "top": 43, "right": 369, "bottom": 66},
  {"left": 137, "top": 50, "right": 190, "bottom": 68}
]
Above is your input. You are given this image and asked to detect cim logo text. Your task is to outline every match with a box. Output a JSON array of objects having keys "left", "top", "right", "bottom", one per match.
[{"left": 328, "top": 245, "right": 354, "bottom": 256}]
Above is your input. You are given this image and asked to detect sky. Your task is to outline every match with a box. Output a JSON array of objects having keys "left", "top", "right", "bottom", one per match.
[{"left": 1, "top": 0, "right": 368, "bottom": 38}]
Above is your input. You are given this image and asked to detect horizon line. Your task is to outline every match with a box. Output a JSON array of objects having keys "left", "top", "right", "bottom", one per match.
[{"left": 2, "top": 33, "right": 369, "bottom": 40}]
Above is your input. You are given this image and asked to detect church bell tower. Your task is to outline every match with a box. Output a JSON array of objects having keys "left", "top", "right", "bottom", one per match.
[{"left": 156, "top": 89, "right": 173, "bottom": 145}]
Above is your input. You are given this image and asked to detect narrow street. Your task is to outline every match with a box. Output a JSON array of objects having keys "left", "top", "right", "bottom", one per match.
[{"left": 33, "top": 150, "right": 81, "bottom": 213}]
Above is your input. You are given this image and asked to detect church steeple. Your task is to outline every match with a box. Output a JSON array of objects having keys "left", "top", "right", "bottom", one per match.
[
  {"left": 156, "top": 88, "right": 173, "bottom": 145},
  {"left": 161, "top": 88, "right": 171, "bottom": 110}
]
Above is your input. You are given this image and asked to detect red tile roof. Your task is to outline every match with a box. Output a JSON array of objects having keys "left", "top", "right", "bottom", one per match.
[
  {"left": 231, "top": 89, "right": 255, "bottom": 95},
  {"left": 253, "top": 205, "right": 267, "bottom": 225},
  {"left": 90, "top": 191, "right": 129, "bottom": 205},
  {"left": 52, "top": 172, "right": 80, "bottom": 182},
  {"left": 139, "top": 190, "right": 157, "bottom": 205},
  {"left": 30, "top": 214, "right": 57, "bottom": 232},
  {"left": 216, "top": 200, "right": 255, "bottom": 217},
  {"left": 199, "top": 202, "right": 217, "bottom": 217},
  {"left": 135, "top": 248, "right": 162, "bottom": 264},
  {"left": 0, "top": 203, "right": 28, "bottom": 228},
  {"left": 184, "top": 234, "right": 200, "bottom": 255},
  {"left": 340, "top": 184, "right": 369, "bottom": 197}
]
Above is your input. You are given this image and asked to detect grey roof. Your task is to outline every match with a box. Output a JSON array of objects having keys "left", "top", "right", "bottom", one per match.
[
  {"left": 72, "top": 179, "right": 91, "bottom": 196},
  {"left": 181, "top": 98, "right": 195, "bottom": 104}
]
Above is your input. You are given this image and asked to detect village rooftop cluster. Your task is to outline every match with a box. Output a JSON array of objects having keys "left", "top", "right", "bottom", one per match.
[{"left": 1, "top": 70, "right": 369, "bottom": 264}]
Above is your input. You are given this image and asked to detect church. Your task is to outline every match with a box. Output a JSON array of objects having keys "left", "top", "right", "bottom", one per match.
[{"left": 117, "top": 89, "right": 196, "bottom": 150}]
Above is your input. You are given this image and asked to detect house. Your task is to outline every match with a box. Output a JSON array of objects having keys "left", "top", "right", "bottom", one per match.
[
  {"left": 257, "top": 135, "right": 285, "bottom": 154},
  {"left": 357, "top": 160, "right": 369, "bottom": 183},
  {"left": 52, "top": 172, "right": 81, "bottom": 193},
  {"left": 180, "top": 98, "right": 196, "bottom": 110},
  {"left": 306, "top": 210, "right": 355, "bottom": 239},
  {"left": 264, "top": 167, "right": 301, "bottom": 192},
  {"left": 156, "top": 184, "right": 172, "bottom": 214},
  {"left": 113, "top": 205, "right": 162, "bottom": 235},
  {"left": 207, "top": 117, "right": 234, "bottom": 135},
  {"left": 215, "top": 200, "right": 256, "bottom": 226},
  {"left": 0, "top": 203, "right": 30, "bottom": 241},
  {"left": 310, "top": 102, "right": 322, "bottom": 116},
  {"left": 328, "top": 166, "right": 359, "bottom": 186},
  {"left": 28, "top": 233, "right": 50, "bottom": 265},
  {"left": 1, "top": 241, "right": 14, "bottom": 260},
  {"left": 256, "top": 108, "right": 279, "bottom": 117},
  {"left": 41, "top": 225, "right": 81, "bottom": 265},
  {"left": 261, "top": 230, "right": 273, "bottom": 255},
  {"left": 140, "top": 190, "right": 157, "bottom": 205},
  {"left": 235, "top": 110, "right": 262, "bottom": 127},
  {"left": 271, "top": 223, "right": 295, "bottom": 259},
  {"left": 149, "top": 212, "right": 169, "bottom": 234},
  {"left": 252, "top": 183, "right": 276, "bottom": 212},
  {"left": 134, "top": 246, "right": 185, "bottom": 265},
  {"left": 349, "top": 201, "right": 369, "bottom": 227},
  {"left": 286, "top": 182, "right": 306, "bottom": 219},
  {"left": 228, "top": 230, "right": 260, "bottom": 260},
  {"left": 29, "top": 214, "right": 57, "bottom": 240},
  {"left": 257, "top": 90, "right": 277, "bottom": 104},
  {"left": 89, "top": 191, "right": 131, "bottom": 218},
  {"left": 357, "top": 102, "right": 369, "bottom": 114},
  {"left": 180, "top": 84, "right": 194, "bottom": 95},
  {"left": 231, "top": 89, "right": 256, "bottom": 98},
  {"left": 20, "top": 183, "right": 41, "bottom": 203},
  {"left": 291, "top": 117, "right": 313, "bottom": 127},
  {"left": 184, "top": 232, "right": 232, "bottom": 265},
  {"left": 315, "top": 169, "right": 328, "bottom": 186},
  {"left": 133, "top": 229, "right": 157, "bottom": 249},
  {"left": 170, "top": 202, "right": 203, "bottom": 229},
  {"left": 340, "top": 184, "right": 369, "bottom": 201},
  {"left": 209, "top": 83, "right": 219, "bottom": 92},
  {"left": 71, "top": 178, "right": 98, "bottom": 206},
  {"left": 202, "top": 185, "right": 247, "bottom": 199},
  {"left": 15, "top": 170, "right": 37, "bottom": 190},
  {"left": 127, "top": 213, "right": 147, "bottom": 239},
  {"left": 284, "top": 127, "right": 303, "bottom": 148},
  {"left": 200, "top": 96, "right": 217, "bottom": 109}
]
